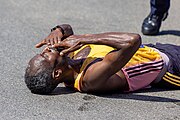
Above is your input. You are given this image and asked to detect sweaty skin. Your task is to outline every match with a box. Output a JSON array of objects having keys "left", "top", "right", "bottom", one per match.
[
  {"left": 35, "top": 25, "right": 141, "bottom": 93},
  {"left": 63, "top": 33, "right": 141, "bottom": 93}
]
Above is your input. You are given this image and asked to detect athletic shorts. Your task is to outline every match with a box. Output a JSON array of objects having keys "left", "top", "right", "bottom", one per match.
[
  {"left": 146, "top": 43, "right": 180, "bottom": 89},
  {"left": 122, "top": 45, "right": 164, "bottom": 92}
]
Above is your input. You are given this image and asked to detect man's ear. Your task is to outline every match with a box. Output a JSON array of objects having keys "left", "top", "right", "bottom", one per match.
[{"left": 52, "top": 69, "right": 62, "bottom": 80}]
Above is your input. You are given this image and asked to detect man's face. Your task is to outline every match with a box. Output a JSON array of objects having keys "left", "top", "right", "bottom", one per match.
[
  {"left": 27, "top": 49, "right": 63, "bottom": 76},
  {"left": 39, "top": 48, "right": 60, "bottom": 67}
]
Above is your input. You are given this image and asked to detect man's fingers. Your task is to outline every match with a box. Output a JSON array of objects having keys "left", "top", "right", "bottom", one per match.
[
  {"left": 57, "top": 38, "right": 61, "bottom": 43},
  {"left": 35, "top": 40, "right": 46, "bottom": 48},
  {"left": 60, "top": 46, "right": 76, "bottom": 56},
  {"left": 49, "top": 38, "right": 54, "bottom": 45},
  {"left": 55, "top": 37, "right": 59, "bottom": 44},
  {"left": 42, "top": 46, "right": 50, "bottom": 53},
  {"left": 59, "top": 42, "right": 84, "bottom": 56},
  {"left": 60, "top": 49, "right": 69, "bottom": 56},
  {"left": 60, "top": 52, "right": 64, "bottom": 56},
  {"left": 52, "top": 43, "right": 65, "bottom": 48}
]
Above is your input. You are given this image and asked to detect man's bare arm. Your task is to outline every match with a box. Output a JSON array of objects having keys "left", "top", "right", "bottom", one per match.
[
  {"left": 55, "top": 32, "right": 141, "bottom": 92},
  {"left": 56, "top": 32, "right": 140, "bottom": 55},
  {"left": 78, "top": 32, "right": 141, "bottom": 92},
  {"left": 35, "top": 24, "right": 74, "bottom": 48}
]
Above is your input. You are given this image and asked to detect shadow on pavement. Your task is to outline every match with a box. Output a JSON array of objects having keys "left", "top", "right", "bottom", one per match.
[
  {"left": 159, "top": 30, "right": 180, "bottom": 36},
  {"left": 50, "top": 87, "right": 76, "bottom": 95},
  {"left": 98, "top": 88, "right": 180, "bottom": 103},
  {"left": 49, "top": 87, "right": 180, "bottom": 103}
]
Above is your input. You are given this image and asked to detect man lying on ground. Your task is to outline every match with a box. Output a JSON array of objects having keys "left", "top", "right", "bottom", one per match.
[{"left": 25, "top": 24, "right": 180, "bottom": 94}]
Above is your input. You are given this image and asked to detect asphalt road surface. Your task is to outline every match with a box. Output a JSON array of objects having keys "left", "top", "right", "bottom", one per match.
[{"left": 0, "top": 0, "right": 179, "bottom": 120}]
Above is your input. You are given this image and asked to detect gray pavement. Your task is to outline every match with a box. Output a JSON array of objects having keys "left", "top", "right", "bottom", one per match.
[{"left": 0, "top": 0, "right": 180, "bottom": 120}]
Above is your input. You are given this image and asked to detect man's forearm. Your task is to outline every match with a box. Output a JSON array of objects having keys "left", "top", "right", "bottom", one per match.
[
  {"left": 80, "top": 32, "right": 141, "bottom": 50},
  {"left": 52, "top": 24, "right": 74, "bottom": 39},
  {"left": 59, "top": 32, "right": 141, "bottom": 57}
]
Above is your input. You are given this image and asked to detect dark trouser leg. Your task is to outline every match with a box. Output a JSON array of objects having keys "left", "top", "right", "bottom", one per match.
[
  {"left": 141, "top": 0, "right": 170, "bottom": 35},
  {"left": 150, "top": 0, "right": 170, "bottom": 16},
  {"left": 153, "top": 79, "right": 180, "bottom": 90}
]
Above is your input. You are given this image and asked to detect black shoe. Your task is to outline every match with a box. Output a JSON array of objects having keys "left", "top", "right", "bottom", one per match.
[{"left": 141, "top": 13, "right": 168, "bottom": 35}]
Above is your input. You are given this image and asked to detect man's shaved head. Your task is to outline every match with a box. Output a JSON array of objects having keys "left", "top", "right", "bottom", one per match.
[{"left": 24, "top": 54, "right": 59, "bottom": 94}]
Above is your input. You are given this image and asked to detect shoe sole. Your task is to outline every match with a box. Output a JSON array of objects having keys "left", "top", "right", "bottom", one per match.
[{"left": 142, "top": 29, "right": 159, "bottom": 35}]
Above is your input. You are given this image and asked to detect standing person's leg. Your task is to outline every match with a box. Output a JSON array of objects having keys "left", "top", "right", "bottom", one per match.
[
  {"left": 151, "top": 0, "right": 170, "bottom": 16},
  {"left": 142, "top": 0, "right": 170, "bottom": 35}
]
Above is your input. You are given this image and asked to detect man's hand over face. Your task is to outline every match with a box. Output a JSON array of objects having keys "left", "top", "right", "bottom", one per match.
[
  {"left": 35, "top": 28, "right": 63, "bottom": 48},
  {"left": 51, "top": 35, "right": 85, "bottom": 56}
]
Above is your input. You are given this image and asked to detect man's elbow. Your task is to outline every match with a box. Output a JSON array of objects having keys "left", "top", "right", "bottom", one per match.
[{"left": 129, "top": 34, "right": 141, "bottom": 48}]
